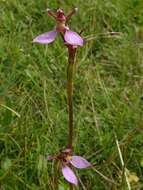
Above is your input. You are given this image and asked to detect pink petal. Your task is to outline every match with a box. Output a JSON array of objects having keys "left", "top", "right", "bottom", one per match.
[
  {"left": 64, "top": 30, "right": 83, "bottom": 46},
  {"left": 62, "top": 165, "right": 78, "bottom": 186},
  {"left": 70, "top": 156, "right": 91, "bottom": 169},
  {"left": 33, "top": 30, "right": 57, "bottom": 44}
]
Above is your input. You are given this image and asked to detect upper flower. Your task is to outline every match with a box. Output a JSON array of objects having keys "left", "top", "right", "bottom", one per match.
[
  {"left": 33, "top": 8, "right": 83, "bottom": 46},
  {"left": 48, "top": 149, "right": 91, "bottom": 186}
]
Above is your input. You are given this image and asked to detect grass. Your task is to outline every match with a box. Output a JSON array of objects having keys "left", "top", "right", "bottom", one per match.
[{"left": 0, "top": 0, "right": 143, "bottom": 189}]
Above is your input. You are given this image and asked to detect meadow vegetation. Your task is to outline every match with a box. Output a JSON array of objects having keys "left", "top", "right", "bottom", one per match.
[{"left": 0, "top": 0, "right": 143, "bottom": 189}]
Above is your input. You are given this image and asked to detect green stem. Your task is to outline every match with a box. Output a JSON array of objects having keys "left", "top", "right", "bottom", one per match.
[{"left": 67, "top": 47, "right": 76, "bottom": 150}]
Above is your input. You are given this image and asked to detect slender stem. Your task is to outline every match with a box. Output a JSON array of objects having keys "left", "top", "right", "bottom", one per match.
[
  {"left": 69, "top": 184, "right": 73, "bottom": 190},
  {"left": 67, "top": 47, "right": 76, "bottom": 150},
  {"left": 67, "top": 47, "right": 76, "bottom": 190}
]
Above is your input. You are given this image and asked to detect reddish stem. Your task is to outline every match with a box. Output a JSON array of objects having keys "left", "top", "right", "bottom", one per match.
[{"left": 67, "top": 46, "right": 76, "bottom": 150}]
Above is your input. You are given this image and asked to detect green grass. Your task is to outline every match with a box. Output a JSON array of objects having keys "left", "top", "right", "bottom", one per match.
[{"left": 0, "top": 0, "right": 143, "bottom": 189}]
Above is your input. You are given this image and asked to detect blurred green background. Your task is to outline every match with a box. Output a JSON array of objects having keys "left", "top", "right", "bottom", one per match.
[{"left": 0, "top": 0, "right": 143, "bottom": 189}]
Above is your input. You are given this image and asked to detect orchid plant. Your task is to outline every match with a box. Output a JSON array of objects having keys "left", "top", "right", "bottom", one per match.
[{"left": 33, "top": 7, "right": 91, "bottom": 187}]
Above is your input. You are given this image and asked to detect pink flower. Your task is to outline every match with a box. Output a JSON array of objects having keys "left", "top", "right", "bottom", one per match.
[
  {"left": 33, "top": 9, "right": 83, "bottom": 47},
  {"left": 48, "top": 149, "right": 91, "bottom": 186}
]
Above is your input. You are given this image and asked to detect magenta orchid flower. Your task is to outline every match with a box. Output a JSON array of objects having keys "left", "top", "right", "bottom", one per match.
[
  {"left": 48, "top": 149, "right": 91, "bottom": 186},
  {"left": 33, "top": 8, "right": 83, "bottom": 47}
]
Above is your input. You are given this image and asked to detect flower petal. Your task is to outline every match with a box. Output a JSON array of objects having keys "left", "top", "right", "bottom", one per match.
[
  {"left": 62, "top": 165, "right": 78, "bottom": 186},
  {"left": 33, "top": 30, "right": 57, "bottom": 44},
  {"left": 64, "top": 30, "right": 83, "bottom": 46},
  {"left": 70, "top": 156, "right": 91, "bottom": 169}
]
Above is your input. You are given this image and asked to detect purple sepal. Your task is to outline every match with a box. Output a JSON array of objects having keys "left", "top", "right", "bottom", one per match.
[
  {"left": 70, "top": 156, "right": 91, "bottom": 169},
  {"left": 33, "top": 30, "right": 57, "bottom": 44},
  {"left": 64, "top": 30, "right": 84, "bottom": 46},
  {"left": 62, "top": 165, "right": 78, "bottom": 186}
]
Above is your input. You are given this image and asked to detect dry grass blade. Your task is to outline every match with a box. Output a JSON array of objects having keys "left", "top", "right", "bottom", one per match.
[{"left": 114, "top": 133, "right": 131, "bottom": 190}]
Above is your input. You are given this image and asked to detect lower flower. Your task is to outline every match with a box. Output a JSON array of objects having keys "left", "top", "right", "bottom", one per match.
[{"left": 48, "top": 149, "right": 91, "bottom": 186}]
